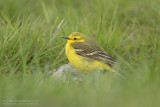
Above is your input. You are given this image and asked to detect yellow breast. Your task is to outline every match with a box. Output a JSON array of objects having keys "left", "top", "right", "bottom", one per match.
[{"left": 65, "top": 43, "right": 111, "bottom": 73}]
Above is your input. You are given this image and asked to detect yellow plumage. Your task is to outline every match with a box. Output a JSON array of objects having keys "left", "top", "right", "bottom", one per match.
[
  {"left": 66, "top": 42, "right": 112, "bottom": 73},
  {"left": 63, "top": 32, "right": 118, "bottom": 74}
]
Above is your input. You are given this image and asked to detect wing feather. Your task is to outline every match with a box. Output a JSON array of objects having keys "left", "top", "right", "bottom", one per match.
[{"left": 71, "top": 42, "right": 116, "bottom": 66}]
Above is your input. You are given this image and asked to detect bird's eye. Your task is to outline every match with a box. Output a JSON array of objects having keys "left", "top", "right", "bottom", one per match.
[{"left": 74, "top": 38, "right": 77, "bottom": 40}]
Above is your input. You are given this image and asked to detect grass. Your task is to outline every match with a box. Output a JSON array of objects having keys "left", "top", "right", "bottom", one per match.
[{"left": 0, "top": 0, "right": 160, "bottom": 106}]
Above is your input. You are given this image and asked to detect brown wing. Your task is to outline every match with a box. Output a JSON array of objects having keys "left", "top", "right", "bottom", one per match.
[{"left": 71, "top": 42, "right": 116, "bottom": 66}]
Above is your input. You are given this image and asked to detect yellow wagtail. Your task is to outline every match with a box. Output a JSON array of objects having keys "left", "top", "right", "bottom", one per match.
[{"left": 62, "top": 32, "right": 120, "bottom": 75}]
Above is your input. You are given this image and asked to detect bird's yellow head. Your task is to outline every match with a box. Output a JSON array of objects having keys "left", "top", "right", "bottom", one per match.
[{"left": 62, "top": 32, "right": 85, "bottom": 44}]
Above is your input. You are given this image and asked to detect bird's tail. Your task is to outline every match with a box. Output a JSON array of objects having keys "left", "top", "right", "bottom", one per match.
[{"left": 110, "top": 68, "right": 125, "bottom": 78}]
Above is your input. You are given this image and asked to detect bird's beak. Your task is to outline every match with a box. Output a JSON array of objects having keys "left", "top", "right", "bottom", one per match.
[{"left": 62, "top": 37, "right": 70, "bottom": 40}]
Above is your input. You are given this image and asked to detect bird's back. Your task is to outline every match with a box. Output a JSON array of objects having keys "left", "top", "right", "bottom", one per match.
[{"left": 71, "top": 36, "right": 116, "bottom": 66}]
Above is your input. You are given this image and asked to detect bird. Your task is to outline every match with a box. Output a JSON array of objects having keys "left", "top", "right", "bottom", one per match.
[{"left": 62, "top": 32, "right": 121, "bottom": 75}]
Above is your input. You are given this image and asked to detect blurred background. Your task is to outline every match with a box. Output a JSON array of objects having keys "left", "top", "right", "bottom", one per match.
[{"left": 0, "top": 0, "right": 160, "bottom": 107}]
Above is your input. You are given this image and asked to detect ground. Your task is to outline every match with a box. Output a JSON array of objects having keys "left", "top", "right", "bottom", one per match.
[{"left": 0, "top": 0, "right": 160, "bottom": 107}]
